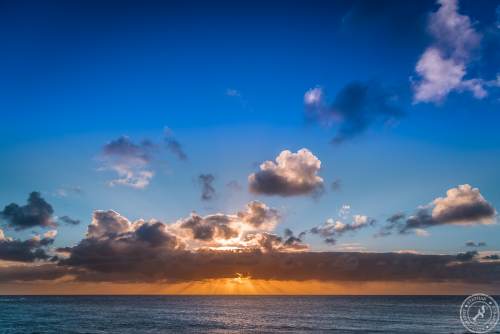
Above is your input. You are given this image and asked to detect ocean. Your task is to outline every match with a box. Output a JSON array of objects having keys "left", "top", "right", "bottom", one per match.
[{"left": 0, "top": 295, "right": 498, "bottom": 333}]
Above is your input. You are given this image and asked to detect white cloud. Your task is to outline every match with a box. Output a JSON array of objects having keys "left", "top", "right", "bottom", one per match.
[
  {"left": 226, "top": 88, "right": 241, "bottom": 97},
  {"left": 248, "top": 148, "right": 324, "bottom": 197},
  {"left": 432, "top": 184, "right": 496, "bottom": 225},
  {"left": 413, "top": 0, "right": 486, "bottom": 103},
  {"left": 414, "top": 228, "right": 430, "bottom": 237}
]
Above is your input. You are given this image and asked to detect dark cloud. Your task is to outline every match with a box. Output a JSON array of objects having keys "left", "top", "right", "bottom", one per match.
[
  {"left": 164, "top": 128, "right": 188, "bottom": 161},
  {"left": 379, "top": 185, "right": 496, "bottom": 236},
  {"left": 483, "top": 254, "right": 500, "bottom": 261},
  {"left": 1, "top": 192, "right": 55, "bottom": 230},
  {"left": 102, "top": 136, "right": 154, "bottom": 162},
  {"left": 248, "top": 149, "right": 324, "bottom": 197},
  {"left": 0, "top": 233, "right": 55, "bottom": 262},
  {"left": 198, "top": 174, "right": 216, "bottom": 201},
  {"left": 0, "top": 264, "right": 69, "bottom": 283},
  {"left": 466, "top": 241, "right": 487, "bottom": 248},
  {"left": 61, "top": 213, "right": 183, "bottom": 276},
  {"left": 282, "top": 228, "right": 307, "bottom": 249},
  {"left": 304, "top": 82, "right": 403, "bottom": 144},
  {"left": 180, "top": 214, "right": 238, "bottom": 241},
  {"left": 32, "top": 250, "right": 500, "bottom": 284},
  {"left": 243, "top": 230, "right": 308, "bottom": 253},
  {"left": 456, "top": 251, "right": 478, "bottom": 262},
  {"left": 59, "top": 216, "right": 81, "bottom": 226}
]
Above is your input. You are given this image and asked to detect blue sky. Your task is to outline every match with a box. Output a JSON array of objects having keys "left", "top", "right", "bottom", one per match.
[{"left": 1, "top": 0, "right": 500, "bottom": 256}]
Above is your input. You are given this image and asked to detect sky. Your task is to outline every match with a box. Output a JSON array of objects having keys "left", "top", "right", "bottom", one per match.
[{"left": 0, "top": 0, "right": 500, "bottom": 294}]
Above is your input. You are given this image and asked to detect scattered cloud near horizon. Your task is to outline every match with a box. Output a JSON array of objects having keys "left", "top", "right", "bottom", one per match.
[{"left": 379, "top": 184, "right": 496, "bottom": 236}]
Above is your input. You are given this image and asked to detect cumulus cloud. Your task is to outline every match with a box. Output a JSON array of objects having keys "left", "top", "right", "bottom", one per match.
[
  {"left": 304, "top": 83, "right": 403, "bottom": 143},
  {"left": 248, "top": 149, "right": 324, "bottom": 197},
  {"left": 0, "top": 228, "right": 55, "bottom": 262},
  {"left": 164, "top": 127, "right": 188, "bottom": 161},
  {"left": 174, "top": 201, "right": 281, "bottom": 250},
  {"left": 198, "top": 174, "right": 216, "bottom": 201},
  {"left": 1, "top": 192, "right": 55, "bottom": 230},
  {"left": 61, "top": 210, "right": 184, "bottom": 276},
  {"left": 412, "top": 0, "right": 487, "bottom": 103},
  {"left": 100, "top": 136, "right": 156, "bottom": 189},
  {"left": 380, "top": 184, "right": 496, "bottom": 236},
  {"left": 311, "top": 207, "right": 376, "bottom": 245}
]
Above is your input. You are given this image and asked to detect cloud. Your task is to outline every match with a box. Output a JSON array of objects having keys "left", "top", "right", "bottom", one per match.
[
  {"left": 248, "top": 149, "right": 324, "bottom": 197},
  {"left": 13, "top": 249, "right": 500, "bottom": 284},
  {"left": 87, "top": 210, "right": 133, "bottom": 239},
  {"left": 0, "top": 263, "right": 76, "bottom": 283},
  {"left": 0, "top": 228, "right": 55, "bottom": 262},
  {"left": 1, "top": 206, "right": 500, "bottom": 284},
  {"left": 174, "top": 201, "right": 281, "bottom": 249},
  {"left": 304, "top": 83, "right": 403, "bottom": 143},
  {"left": 198, "top": 174, "right": 216, "bottom": 201},
  {"left": 55, "top": 186, "right": 83, "bottom": 198},
  {"left": 61, "top": 211, "right": 184, "bottom": 276},
  {"left": 311, "top": 208, "right": 376, "bottom": 245},
  {"left": 1, "top": 192, "right": 55, "bottom": 230},
  {"left": 225, "top": 88, "right": 241, "bottom": 97},
  {"left": 465, "top": 241, "right": 486, "bottom": 248},
  {"left": 380, "top": 184, "right": 496, "bottom": 235},
  {"left": 431, "top": 184, "right": 495, "bottom": 225},
  {"left": 456, "top": 251, "right": 478, "bottom": 262},
  {"left": 59, "top": 216, "right": 81, "bottom": 226},
  {"left": 179, "top": 214, "right": 238, "bottom": 242},
  {"left": 412, "top": 0, "right": 487, "bottom": 103},
  {"left": 100, "top": 136, "right": 156, "bottom": 189},
  {"left": 164, "top": 128, "right": 188, "bottom": 161}
]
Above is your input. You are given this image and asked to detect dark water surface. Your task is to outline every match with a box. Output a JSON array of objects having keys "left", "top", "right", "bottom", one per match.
[{"left": 1, "top": 295, "right": 498, "bottom": 333}]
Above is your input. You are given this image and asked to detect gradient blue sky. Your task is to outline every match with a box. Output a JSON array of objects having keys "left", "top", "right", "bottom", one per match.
[{"left": 1, "top": 0, "right": 499, "bottom": 254}]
